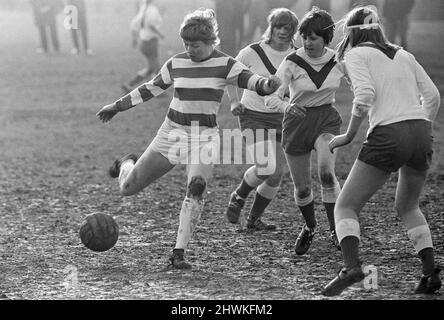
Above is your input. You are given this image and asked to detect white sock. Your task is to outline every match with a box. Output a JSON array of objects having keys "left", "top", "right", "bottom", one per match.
[
  {"left": 335, "top": 218, "right": 360, "bottom": 244},
  {"left": 118, "top": 161, "right": 135, "bottom": 188},
  {"left": 407, "top": 224, "right": 433, "bottom": 254},
  {"left": 244, "top": 166, "right": 264, "bottom": 189},
  {"left": 321, "top": 182, "right": 341, "bottom": 203},
  {"left": 175, "top": 197, "right": 204, "bottom": 249}
]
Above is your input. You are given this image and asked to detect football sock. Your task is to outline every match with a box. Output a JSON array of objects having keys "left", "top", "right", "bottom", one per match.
[
  {"left": 236, "top": 166, "right": 263, "bottom": 199},
  {"left": 324, "top": 202, "right": 336, "bottom": 231},
  {"left": 340, "top": 236, "right": 361, "bottom": 269},
  {"left": 418, "top": 247, "right": 436, "bottom": 275},
  {"left": 175, "top": 197, "right": 204, "bottom": 249},
  {"left": 321, "top": 183, "right": 341, "bottom": 203},
  {"left": 235, "top": 180, "right": 255, "bottom": 200},
  {"left": 248, "top": 182, "right": 279, "bottom": 222},
  {"left": 248, "top": 193, "right": 271, "bottom": 222},
  {"left": 407, "top": 224, "right": 435, "bottom": 275},
  {"left": 294, "top": 191, "right": 316, "bottom": 228},
  {"left": 298, "top": 201, "right": 316, "bottom": 229},
  {"left": 335, "top": 218, "right": 361, "bottom": 269},
  {"left": 118, "top": 161, "right": 135, "bottom": 189},
  {"left": 173, "top": 248, "right": 185, "bottom": 255}
]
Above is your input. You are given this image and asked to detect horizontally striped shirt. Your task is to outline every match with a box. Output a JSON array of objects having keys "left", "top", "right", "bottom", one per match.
[
  {"left": 265, "top": 47, "right": 347, "bottom": 113},
  {"left": 115, "top": 49, "right": 268, "bottom": 127}
]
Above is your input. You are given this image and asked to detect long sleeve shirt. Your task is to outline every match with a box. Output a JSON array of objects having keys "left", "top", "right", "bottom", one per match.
[
  {"left": 265, "top": 47, "right": 347, "bottom": 113},
  {"left": 345, "top": 44, "right": 440, "bottom": 135},
  {"left": 114, "top": 49, "right": 270, "bottom": 128}
]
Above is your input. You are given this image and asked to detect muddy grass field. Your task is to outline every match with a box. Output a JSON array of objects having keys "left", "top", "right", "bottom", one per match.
[{"left": 0, "top": 8, "right": 443, "bottom": 302}]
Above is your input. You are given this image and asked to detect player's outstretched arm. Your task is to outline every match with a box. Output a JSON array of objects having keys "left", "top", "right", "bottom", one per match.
[{"left": 96, "top": 103, "right": 119, "bottom": 123}]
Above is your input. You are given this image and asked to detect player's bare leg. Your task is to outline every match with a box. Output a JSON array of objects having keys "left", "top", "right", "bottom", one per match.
[
  {"left": 395, "top": 165, "right": 441, "bottom": 294},
  {"left": 171, "top": 163, "right": 213, "bottom": 269},
  {"left": 315, "top": 133, "right": 342, "bottom": 250},
  {"left": 322, "top": 160, "right": 389, "bottom": 296},
  {"left": 286, "top": 152, "right": 316, "bottom": 255},
  {"left": 111, "top": 147, "right": 175, "bottom": 196}
]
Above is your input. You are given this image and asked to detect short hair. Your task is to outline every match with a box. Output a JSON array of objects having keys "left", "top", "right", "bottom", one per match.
[
  {"left": 179, "top": 8, "right": 220, "bottom": 46},
  {"left": 298, "top": 6, "right": 335, "bottom": 45},
  {"left": 262, "top": 8, "right": 299, "bottom": 46},
  {"left": 335, "top": 6, "right": 397, "bottom": 61}
]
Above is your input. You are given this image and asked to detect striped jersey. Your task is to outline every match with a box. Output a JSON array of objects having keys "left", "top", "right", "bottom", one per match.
[
  {"left": 114, "top": 49, "right": 267, "bottom": 128},
  {"left": 265, "top": 47, "right": 347, "bottom": 113}
]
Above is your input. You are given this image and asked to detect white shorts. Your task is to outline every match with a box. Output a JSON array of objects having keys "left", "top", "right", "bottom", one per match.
[{"left": 148, "top": 118, "right": 220, "bottom": 165}]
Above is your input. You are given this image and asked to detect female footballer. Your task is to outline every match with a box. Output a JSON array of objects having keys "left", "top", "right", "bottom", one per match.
[
  {"left": 96, "top": 8, "right": 281, "bottom": 270},
  {"left": 225, "top": 8, "right": 299, "bottom": 232},
  {"left": 265, "top": 7, "right": 347, "bottom": 254},
  {"left": 321, "top": 7, "right": 441, "bottom": 296}
]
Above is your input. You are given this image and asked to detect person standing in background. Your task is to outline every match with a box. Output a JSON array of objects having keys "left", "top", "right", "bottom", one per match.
[
  {"left": 121, "top": 0, "right": 164, "bottom": 94},
  {"left": 65, "top": 0, "right": 92, "bottom": 55},
  {"left": 382, "top": 0, "right": 415, "bottom": 50},
  {"left": 30, "top": 0, "right": 62, "bottom": 53}
]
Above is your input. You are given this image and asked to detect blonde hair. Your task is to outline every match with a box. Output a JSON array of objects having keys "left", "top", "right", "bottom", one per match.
[
  {"left": 179, "top": 8, "right": 220, "bottom": 46},
  {"left": 262, "top": 8, "right": 299, "bottom": 47}
]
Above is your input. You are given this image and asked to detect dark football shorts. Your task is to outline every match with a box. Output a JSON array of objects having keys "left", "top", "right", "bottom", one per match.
[
  {"left": 358, "top": 119, "right": 434, "bottom": 172},
  {"left": 282, "top": 104, "right": 342, "bottom": 156},
  {"left": 238, "top": 108, "right": 283, "bottom": 143},
  {"left": 140, "top": 38, "right": 159, "bottom": 59}
]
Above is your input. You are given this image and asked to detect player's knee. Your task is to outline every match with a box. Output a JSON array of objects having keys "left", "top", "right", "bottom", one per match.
[
  {"left": 187, "top": 175, "right": 207, "bottom": 199},
  {"left": 296, "top": 187, "right": 311, "bottom": 199},
  {"left": 319, "top": 167, "right": 335, "bottom": 187},
  {"left": 266, "top": 170, "right": 283, "bottom": 187}
]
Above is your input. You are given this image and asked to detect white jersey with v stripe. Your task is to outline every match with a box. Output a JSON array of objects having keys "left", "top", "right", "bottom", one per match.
[
  {"left": 266, "top": 47, "right": 346, "bottom": 112},
  {"left": 236, "top": 40, "right": 294, "bottom": 113}
]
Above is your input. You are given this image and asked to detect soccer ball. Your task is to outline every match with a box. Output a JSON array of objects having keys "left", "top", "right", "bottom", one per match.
[{"left": 79, "top": 213, "right": 119, "bottom": 252}]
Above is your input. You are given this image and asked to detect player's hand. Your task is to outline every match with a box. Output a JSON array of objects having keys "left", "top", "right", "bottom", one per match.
[
  {"left": 96, "top": 103, "right": 119, "bottom": 123},
  {"left": 285, "top": 103, "right": 306, "bottom": 118},
  {"left": 264, "top": 75, "right": 282, "bottom": 94},
  {"left": 231, "top": 102, "right": 246, "bottom": 116},
  {"left": 329, "top": 134, "right": 351, "bottom": 153}
]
